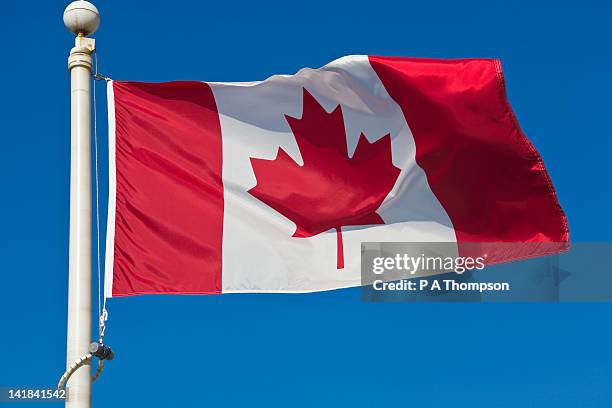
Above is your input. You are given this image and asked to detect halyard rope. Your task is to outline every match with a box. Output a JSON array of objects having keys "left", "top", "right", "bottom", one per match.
[
  {"left": 93, "top": 50, "right": 110, "bottom": 342},
  {"left": 93, "top": 50, "right": 105, "bottom": 341}
]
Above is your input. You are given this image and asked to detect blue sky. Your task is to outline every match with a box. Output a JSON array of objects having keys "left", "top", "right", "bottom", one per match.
[{"left": 1, "top": 0, "right": 611, "bottom": 406}]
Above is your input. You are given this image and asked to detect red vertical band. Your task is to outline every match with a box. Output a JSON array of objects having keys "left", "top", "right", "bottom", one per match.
[
  {"left": 369, "top": 56, "right": 569, "bottom": 262},
  {"left": 111, "top": 81, "right": 223, "bottom": 295}
]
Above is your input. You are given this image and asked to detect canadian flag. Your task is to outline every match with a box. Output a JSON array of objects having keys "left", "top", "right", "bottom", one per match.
[{"left": 104, "top": 55, "right": 568, "bottom": 297}]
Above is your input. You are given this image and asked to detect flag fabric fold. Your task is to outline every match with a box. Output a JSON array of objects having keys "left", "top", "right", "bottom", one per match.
[{"left": 104, "top": 55, "right": 568, "bottom": 297}]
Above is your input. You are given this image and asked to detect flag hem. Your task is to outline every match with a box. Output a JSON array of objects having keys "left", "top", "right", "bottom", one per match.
[{"left": 104, "top": 80, "right": 117, "bottom": 299}]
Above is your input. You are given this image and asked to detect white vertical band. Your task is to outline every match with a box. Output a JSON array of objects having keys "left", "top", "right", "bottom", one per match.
[{"left": 104, "top": 80, "right": 116, "bottom": 299}]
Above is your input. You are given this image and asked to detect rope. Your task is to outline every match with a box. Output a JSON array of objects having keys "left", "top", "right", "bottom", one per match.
[
  {"left": 93, "top": 50, "right": 103, "bottom": 340},
  {"left": 92, "top": 360, "right": 105, "bottom": 382},
  {"left": 92, "top": 51, "right": 109, "bottom": 341},
  {"left": 57, "top": 353, "right": 104, "bottom": 391}
]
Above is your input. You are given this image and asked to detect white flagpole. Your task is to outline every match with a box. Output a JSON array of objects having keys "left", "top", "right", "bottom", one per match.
[{"left": 63, "top": 2, "right": 100, "bottom": 407}]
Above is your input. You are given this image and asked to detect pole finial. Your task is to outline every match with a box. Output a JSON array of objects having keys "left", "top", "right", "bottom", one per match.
[{"left": 63, "top": 1, "right": 100, "bottom": 37}]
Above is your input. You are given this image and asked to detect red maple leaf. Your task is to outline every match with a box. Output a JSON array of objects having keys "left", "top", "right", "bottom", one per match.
[{"left": 249, "top": 89, "right": 401, "bottom": 269}]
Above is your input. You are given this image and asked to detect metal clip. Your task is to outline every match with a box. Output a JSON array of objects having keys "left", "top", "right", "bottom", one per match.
[{"left": 89, "top": 342, "right": 115, "bottom": 361}]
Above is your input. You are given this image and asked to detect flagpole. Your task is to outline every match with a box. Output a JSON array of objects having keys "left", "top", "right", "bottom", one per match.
[{"left": 63, "top": 2, "right": 99, "bottom": 407}]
